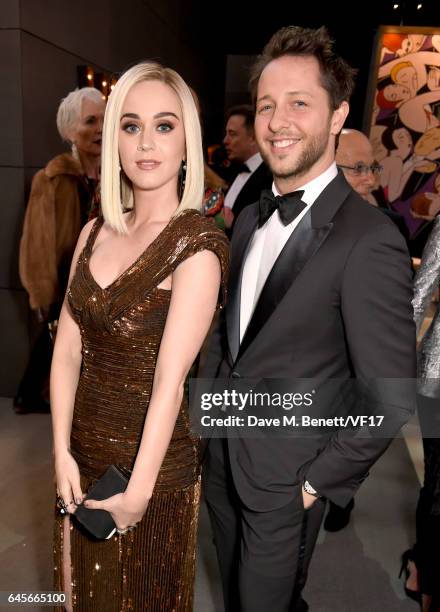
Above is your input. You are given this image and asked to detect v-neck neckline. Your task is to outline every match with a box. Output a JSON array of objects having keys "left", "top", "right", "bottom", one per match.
[{"left": 86, "top": 212, "right": 181, "bottom": 292}]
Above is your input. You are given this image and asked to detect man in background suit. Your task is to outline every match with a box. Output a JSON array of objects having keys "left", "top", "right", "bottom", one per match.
[
  {"left": 336, "top": 128, "right": 409, "bottom": 242},
  {"left": 223, "top": 105, "right": 272, "bottom": 224},
  {"left": 203, "top": 25, "right": 416, "bottom": 611}
]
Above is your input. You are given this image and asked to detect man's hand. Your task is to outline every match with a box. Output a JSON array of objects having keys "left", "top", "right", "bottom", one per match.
[{"left": 302, "top": 488, "right": 317, "bottom": 510}]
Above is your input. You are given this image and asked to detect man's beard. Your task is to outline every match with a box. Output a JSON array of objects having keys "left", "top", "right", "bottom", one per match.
[{"left": 261, "top": 124, "right": 331, "bottom": 181}]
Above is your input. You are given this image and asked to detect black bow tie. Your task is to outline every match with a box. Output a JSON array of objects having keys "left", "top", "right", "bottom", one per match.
[
  {"left": 258, "top": 189, "right": 306, "bottom": 228},
  {"left": 234, "top": 162, "right": 251, "bottom": 174}
]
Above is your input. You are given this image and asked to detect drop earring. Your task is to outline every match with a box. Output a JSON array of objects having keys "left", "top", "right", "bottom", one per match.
[
  {"left": 71, "top": 141, "right": 79, "bottom": 161},
  {"left": 178, "top": 160, "right": 187, "bottom": 200}
]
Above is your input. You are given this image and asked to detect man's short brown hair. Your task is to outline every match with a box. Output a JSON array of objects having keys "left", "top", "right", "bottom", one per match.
[
  {"left": 249, "top": 26, "right": 357, "bottom": 111},
  {"left": 226, "top": 104, "right": 255, "bottom": 133}
]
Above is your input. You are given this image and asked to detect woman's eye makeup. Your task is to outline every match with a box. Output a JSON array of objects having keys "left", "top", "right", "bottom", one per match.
[
  {"left": 121, "top": 121, "right": 175, "bottom": 134},
  {"left": 156, "top": 122, "right": 173, "bottom": 132},
  {"left": 121, "top": 122, "right": 141, "bottom": 134}
]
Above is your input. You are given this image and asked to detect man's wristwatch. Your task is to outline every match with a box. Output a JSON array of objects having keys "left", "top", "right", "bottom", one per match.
[{"left": 303, "top": 480, "right": 320, "bottom": 498}]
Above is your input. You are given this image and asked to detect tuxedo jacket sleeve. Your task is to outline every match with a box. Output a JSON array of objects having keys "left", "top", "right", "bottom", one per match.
[
  {"left": 202, "top": 308, "right": 227, "bottom": 379},
  {"left": 304, "top": 222, "right": 416, "bottom": 504}
]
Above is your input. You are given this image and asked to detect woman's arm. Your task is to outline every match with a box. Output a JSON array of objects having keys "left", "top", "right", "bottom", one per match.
[
  {"left": 51, "top": 219, "right": 96, "bottom": 509},
  {"left": 413, "top": 216, "right": 440, "bottom": 333},
  {"left": 85, "top": 248, "right": 221, "bottom": 525}
]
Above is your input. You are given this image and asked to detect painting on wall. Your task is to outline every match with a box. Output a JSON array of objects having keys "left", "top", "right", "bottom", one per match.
[{"left": 363, "top": 26, "right": 440, "bottom": 255}]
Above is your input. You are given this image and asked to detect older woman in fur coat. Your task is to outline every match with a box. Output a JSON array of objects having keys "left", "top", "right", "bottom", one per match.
[{"left": 15, "top": 87, "right": 105, "bottom": 413}]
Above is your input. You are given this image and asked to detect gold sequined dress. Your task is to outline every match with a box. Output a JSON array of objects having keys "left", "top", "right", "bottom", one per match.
[{"left": 53, "top": 210, "right": 229, "bottom": 611}]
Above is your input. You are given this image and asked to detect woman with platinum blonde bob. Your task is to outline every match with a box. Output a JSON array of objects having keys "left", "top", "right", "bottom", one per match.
[{"left": 51, "top": 61, "right": 229, "bottom": 611}]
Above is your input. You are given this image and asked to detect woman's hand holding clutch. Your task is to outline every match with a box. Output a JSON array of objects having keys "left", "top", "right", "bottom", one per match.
[{"left": 84, "top": 491, "right": 148, "bottom": 533}]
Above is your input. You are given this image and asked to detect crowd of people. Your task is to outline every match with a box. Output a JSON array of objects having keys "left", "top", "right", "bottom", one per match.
[{"left": 12, "top": 23, "right": 440, "bottom": 612}]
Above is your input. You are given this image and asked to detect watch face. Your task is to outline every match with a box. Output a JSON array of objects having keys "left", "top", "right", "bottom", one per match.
[{"left": 304, "top": 481, "right": 318, "bottom": 496}]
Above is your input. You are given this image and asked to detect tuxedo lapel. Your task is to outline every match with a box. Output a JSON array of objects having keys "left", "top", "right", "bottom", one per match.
[
  {"left": 237, "top": 170, "right": 351, "bottom": 361},
  {"left": 232, "top": 162, "right": 272, "bottom": 218},
  {"left": 226, "top": 209, "right": 259, "bottom": 362},
  {"left": 238, "top": 212, "right": 332, "bottom": 359}
]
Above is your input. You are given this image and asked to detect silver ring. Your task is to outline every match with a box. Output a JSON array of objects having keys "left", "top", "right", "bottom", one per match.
[{"left": 56, "top": 496, "right": 68, "bottom": 514}]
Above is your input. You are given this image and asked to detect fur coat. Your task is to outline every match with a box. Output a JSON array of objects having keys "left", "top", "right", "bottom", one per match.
[{"left": 19, "top": 153, "right": 84, "bottom": 310}]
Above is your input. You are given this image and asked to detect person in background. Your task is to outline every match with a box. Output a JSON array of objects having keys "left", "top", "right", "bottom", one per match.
[
  {"left": 403, "top": 220, "right": 440, "bottom": 612},
  {"left": 202, "top": 164, "right": 234, "bottom": 231},
  {"left": 223, "top": 104, "right": 272, "bottom": 226},
  {"left": 15, "top": 87, "right": 105, "bottom": 414},
  {"left": 336, "top": 128, "right": 409, "bottom": 242},
  {"left": 190, "top": 87, "right": 233, "bottom": 231},
  {"left": 207, "top": 142, "right": 236, "bottom": 185},
  {"left": 336, "top": 129, "right": 380, "bottom": 199}
]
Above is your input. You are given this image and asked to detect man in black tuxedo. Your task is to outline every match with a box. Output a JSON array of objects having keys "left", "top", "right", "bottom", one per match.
[
  {"left": 203, "top": 26, "right": 416, "bottom": 612},
  {"left": 223, "top": 105, "right": 272, "bottom": 224}
]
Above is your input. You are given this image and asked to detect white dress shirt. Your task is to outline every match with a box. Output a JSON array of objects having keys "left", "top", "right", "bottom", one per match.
[
  {"left": 224, "top": 152, "right": 263, "bottom": 210},
  {"left": 239, "top": 162, "right": 338, "bottom": 342}
]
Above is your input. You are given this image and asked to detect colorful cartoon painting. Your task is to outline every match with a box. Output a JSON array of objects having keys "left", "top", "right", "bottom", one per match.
[{"left": 364, "top": 26, "right": 440, "bottom": 254}]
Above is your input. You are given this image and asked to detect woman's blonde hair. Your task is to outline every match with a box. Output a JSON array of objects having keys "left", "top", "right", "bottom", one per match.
[{"left": 101, "top": 61, "right": 204, "bottom": 234}]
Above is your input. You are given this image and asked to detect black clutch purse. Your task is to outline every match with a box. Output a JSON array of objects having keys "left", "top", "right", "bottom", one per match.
[{"left": 74, "top": 465, "right": 130, "bottom": 540}]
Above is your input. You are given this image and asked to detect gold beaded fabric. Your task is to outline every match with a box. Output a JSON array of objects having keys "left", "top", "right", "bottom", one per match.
[{"left": 53, "top": 209, "right": 229, "bottom": 611}]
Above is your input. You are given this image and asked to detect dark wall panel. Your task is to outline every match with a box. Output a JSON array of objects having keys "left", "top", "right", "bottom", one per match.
[
  {"left": 0, "top": 289, "right": 29, "bottom": 397},
  {"left": 0, "top": 30, "right": 23, "bottom": 167},
  {"left": 0, "top": 0, "right": 20, "bottom": 28},
  {"left": 0, "top": 168, "right": 25, "bottom": 290},
  {"left": 21, "top": 32, "right": 91, "bottom": 167}
]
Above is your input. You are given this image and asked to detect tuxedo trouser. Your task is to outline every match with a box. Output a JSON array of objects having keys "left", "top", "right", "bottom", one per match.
[{"left": 204, "top": 438, "right": 325, "bottom": 612}]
